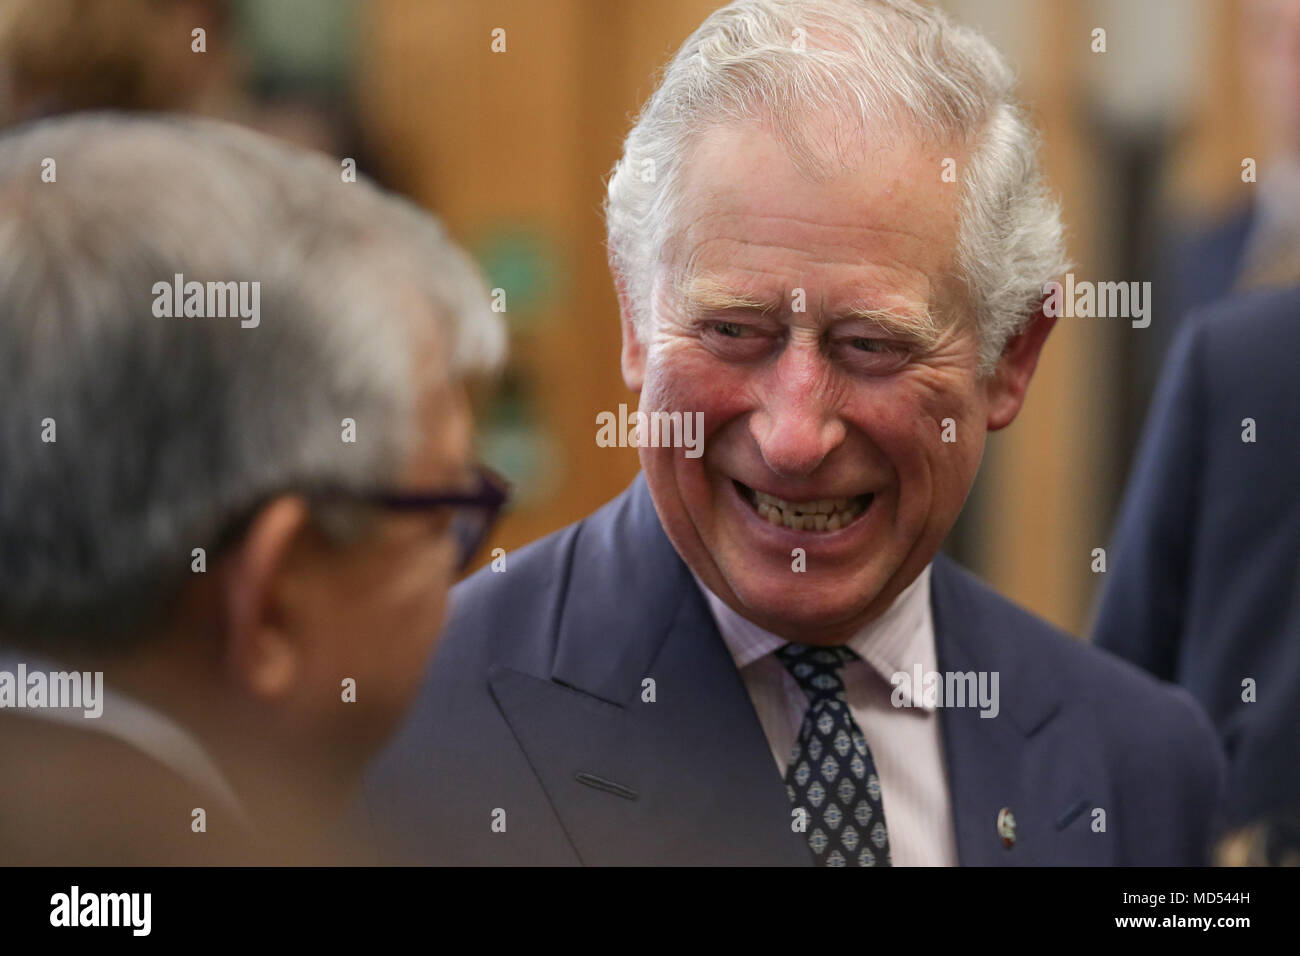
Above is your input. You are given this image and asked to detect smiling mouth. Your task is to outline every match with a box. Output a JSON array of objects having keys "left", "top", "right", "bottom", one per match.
[{"left": 733, "top": 480, "right": 873, "bottom": 532}]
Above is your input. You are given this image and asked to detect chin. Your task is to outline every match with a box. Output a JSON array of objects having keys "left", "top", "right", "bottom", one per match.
[{"left": 720, "top": 561, "right": 891, "bottom": 640}]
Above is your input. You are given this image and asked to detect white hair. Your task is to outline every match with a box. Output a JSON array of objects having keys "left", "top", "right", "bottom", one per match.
[
  {"left": 0, "top": 113, "right": 505, "bottom": 648},
  {"left": 604, "top": 0, "right": 1068, "bottom": 373}
]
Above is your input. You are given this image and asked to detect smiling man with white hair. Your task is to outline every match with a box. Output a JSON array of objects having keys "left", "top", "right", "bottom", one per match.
[{"left": 366, "top": 0, "right": 1223, "bottom": 866}]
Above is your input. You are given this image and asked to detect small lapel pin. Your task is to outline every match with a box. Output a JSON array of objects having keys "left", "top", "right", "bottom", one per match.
[{"left": 997, "top": 807, "right": 1017, "bottom": 849}]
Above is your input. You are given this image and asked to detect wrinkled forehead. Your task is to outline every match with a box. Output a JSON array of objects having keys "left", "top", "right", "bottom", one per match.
[{"left": 657, "top": 119, "right": 967, "bottom": 318}]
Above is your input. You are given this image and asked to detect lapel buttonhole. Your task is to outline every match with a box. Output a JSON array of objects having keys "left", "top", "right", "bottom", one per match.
[
  {"left": 1054, "top": 798, "right": 1089, "bottom": 831},
  {"left": 575, "top": 771, "right": 639, "bottom": 801}
]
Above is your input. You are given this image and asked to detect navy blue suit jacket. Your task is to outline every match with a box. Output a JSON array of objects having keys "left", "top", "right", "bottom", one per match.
[
  {"left": 1163, "top": 206, "right": 1254, "bottom": 326},
  {"left": 1094, "top": 286, "right": 1300, "bottom": 825},
  {"left": 1130, "top": 207, "right": 1255, "bottom": 445},
  {"left": 364, "top": 475, "right": 1223, "bottom": 865}
]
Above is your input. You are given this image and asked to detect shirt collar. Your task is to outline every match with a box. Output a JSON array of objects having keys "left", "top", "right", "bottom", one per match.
[{"left": 694, "top": 563, "right": 938, "bottom": 710}]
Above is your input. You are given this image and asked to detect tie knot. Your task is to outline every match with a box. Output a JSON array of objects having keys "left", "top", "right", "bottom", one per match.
[{"left": 775, "top": 643, "right": 858, "bottom": 700}]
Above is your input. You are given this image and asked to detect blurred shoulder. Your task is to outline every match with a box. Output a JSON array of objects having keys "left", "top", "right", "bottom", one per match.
[
  {"left": 934, "top": 556, "right": 1220, "bottom": 759},
  {"left": 1180, "top": 284, "right": 1300, "bottom": 379},
  {"left": 0, "top": 713, "right": 258, "bottom": 864}
]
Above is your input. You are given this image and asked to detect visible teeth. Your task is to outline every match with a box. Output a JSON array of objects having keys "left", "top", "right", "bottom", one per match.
[
  {"left": 755, "top": 489, "right": 860, "bottom": 514},
  {"left": 747, "top": 485, "right": 870, "bottom": 531}
]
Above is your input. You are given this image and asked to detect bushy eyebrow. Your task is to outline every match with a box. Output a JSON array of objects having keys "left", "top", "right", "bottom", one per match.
[
  {"left": 837, "top": 306, "right": 943, "bottom": 349},
  {"left": 677, "top": 273, "right": 782, "bottom": 315},
  {"left": 677, "top": 273, "right": 943, "bottom": 349}
]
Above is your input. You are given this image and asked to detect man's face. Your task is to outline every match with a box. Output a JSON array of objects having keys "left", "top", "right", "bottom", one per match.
[
  {"left": 291, "top": 362, "right": 474, "bottom": 757},
  {"left": 626, "top": 121, "right": 994, "bottom": 644}
]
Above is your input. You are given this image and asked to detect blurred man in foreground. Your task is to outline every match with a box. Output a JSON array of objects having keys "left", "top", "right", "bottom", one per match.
[
  {"left": 366, "top": 0, "right": 1223, "bottom": 866},
  {"left": 0, "top": 113, "right": 505, "bottom": 863}
]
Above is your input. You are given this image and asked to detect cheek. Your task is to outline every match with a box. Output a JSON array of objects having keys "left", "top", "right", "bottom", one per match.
[
  {"left": 368, "top": 546, "right": 454, "bottom": 722},
  {"left": 644, "top": 346, "right": 702, "bottom": 406},
  {"left": 637, "top": 351, "right": 743, "bottom": 529},
  {"left": 903, "top": 390, "right": 986, "bottom": 514},
  {"left": 386, "top": 541, "right": 454, "bottom": 636},
  {"left": 850, "top": 376, "right": 984, "bottom": 493},
  {"left": 353, "top": 541, "right": 453, "bottom": 674},
  {"left": 640, "top": 346, "right": 758, "bottom": 442}
]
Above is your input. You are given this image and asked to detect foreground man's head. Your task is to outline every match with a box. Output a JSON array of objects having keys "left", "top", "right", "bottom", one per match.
[
  {"left": 606, "top": 0, "right": 1067, "bottom": 644},
  {"left": 0, "top": 113, "right": 504, "bottom": 857}
]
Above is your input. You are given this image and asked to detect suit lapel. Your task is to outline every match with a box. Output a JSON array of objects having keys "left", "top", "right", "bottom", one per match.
[
  {"left": 931, "top": 555, "right": 1113, "bottom": 865},
  {"left": 489, "top": 475, "right": 810, "bottom": 865}
]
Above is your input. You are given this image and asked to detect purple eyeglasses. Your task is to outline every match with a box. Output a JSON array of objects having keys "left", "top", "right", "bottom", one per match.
[
  {"left": 359, "top": 465, "right": 510, "bottom": 572},
  {"left": 214, "top": 466, "right": 510, "bottom": 573}
]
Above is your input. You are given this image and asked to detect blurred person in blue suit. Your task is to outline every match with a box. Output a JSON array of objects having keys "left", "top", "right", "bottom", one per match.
[
  {"left": 1216, "top": 689, "right": 1300, "bottom": 866},
  {"left": 1142, "top": 0, "right": 1300, "bottom": 413},
  {"left": 1095, "top": 285, "right": 1300, "bottom": 861}
]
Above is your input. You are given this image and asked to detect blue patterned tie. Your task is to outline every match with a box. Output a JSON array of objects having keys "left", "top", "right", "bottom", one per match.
[{"left": 776, "top": 643, "right": 892, "bottom": 867}]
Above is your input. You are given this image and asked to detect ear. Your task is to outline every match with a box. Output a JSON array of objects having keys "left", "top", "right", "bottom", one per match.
[
  {"left": 613, "top": 267, "right": 646, "bottom": 393},
  {"left": 219, "top": 496, "right": 312, "bottom": 702},
  {"left": 985, "top": 300, "right": 1056, "bottom": 431}
]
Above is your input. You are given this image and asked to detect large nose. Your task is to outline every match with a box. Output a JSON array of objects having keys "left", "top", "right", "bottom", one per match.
[{"left": 748, "top": 334, "right": 846, "bottom": 478}]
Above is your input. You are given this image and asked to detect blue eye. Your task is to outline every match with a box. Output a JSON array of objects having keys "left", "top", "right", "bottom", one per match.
[{"left": 712, "top": 321, "right": 744, "bottom": 338}]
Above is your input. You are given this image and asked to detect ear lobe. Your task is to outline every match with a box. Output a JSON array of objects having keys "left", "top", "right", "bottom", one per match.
[
  {"left": 613, "top": 268, "right": 646, "bottom": 392},
  {"left": 986, "top": 301, "right": 1056, "bottom": 432},
  {"left": 220, "top": 496, "right": 311, "bottom": 702}
]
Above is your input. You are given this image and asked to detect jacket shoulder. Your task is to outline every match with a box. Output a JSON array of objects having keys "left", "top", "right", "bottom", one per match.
[
  {"left": 1185, "top": 284, "right": 1300, "bottom": 393},
  {"left": 936, "top": 557, "right": 1224, "bottom": 857},
  {"left": 941, "top": 557, "right": 1218, "bottom": 740}
]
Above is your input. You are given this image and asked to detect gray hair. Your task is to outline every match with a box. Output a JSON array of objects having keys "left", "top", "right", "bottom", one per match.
[
  {"left": 604, "top": 0, "right": 1068, "bottom": 373},
  {"left": 0, "top": 113, "right": 505, "bottom": 650}
]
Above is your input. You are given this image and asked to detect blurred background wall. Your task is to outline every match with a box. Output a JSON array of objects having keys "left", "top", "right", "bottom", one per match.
[{"left": 0, "top": 0, "right": 1271, "bottom": 635}]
